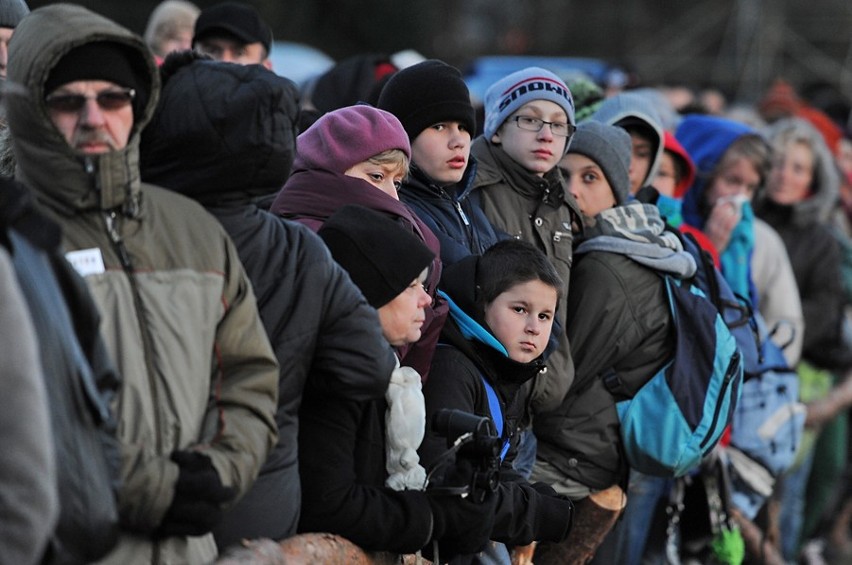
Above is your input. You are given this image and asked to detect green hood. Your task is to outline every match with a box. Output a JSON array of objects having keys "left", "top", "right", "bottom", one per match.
[{"left": 6, "top": 3, "right": 160, "bottom": 216}]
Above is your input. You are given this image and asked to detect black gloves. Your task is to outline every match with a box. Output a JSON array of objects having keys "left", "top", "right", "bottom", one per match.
[
  {"left": 157, "top": 450, "right": 236, "bottom": 538},
  {"left": 530, "top": 481, "right": 575, "bottom": 543},
  {"left": 426, "top": 491, "right": 498, "bottom": 560}
]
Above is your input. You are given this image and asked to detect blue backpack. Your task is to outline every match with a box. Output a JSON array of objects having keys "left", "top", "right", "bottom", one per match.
[
  {"left": 608, "top": 232, "right": 753, "bottom": 478},
  {"left": 727, "top": 314, "right": 806, "bottom": 519}
]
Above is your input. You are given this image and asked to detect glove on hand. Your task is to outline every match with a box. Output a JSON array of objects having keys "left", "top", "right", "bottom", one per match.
[
  {"left": 157, "top": 450, "right": 236, "bottom": 538},
  {"left": 530, "top": 481, "right": 559, "bottom": 498},
  {"left": 426, "top": 490, "right": 498, "bottom": 559},
  {"left": 530, "top": 481, "right": 574, "bottom": 542}
]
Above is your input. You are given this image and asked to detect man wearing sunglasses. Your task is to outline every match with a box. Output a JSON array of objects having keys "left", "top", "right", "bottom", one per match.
[{"left": 6, "top": 5, "right": 279, "bottom": 564}]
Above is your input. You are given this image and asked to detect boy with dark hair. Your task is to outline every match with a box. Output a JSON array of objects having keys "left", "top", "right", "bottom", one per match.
[
  {"left": 472, "top": 66, "right": 579, "bottom": 426},
  {"left": 419, "top": 239, "right": 575, "bottom": 562},
  {"left": 378, "top": 59, "right": 502, "bottom": 266}
]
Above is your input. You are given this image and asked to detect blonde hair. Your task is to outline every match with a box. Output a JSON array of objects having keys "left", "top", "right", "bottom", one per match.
[
  {"left": 144, "top": 0, "right": 200, "bottom": 57},
  {"left": 367, "top": 149, "right": 410, "bottom": 177}
]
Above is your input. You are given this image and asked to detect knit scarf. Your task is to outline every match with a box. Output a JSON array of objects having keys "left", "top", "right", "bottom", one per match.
[
  {"left": 384, "top": 356, "right": 427, "bottom": 491},
  {"left": 576, "top": 202, "right": 697, "bottom": 279}
]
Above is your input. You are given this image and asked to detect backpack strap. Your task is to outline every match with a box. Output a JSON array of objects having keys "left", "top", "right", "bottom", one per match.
[
  {"left": 601, "top": 367, "right": 632, "bottom": 400},
  {"left": 481, "top": 375, "right": 510, "bottom": 461}
]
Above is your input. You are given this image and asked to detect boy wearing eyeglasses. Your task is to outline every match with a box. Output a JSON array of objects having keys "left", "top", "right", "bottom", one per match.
[{"left": 471, "top": 67, "right": 580, "bottom": 443}]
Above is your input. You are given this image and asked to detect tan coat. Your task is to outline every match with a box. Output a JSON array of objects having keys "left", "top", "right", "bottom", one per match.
[{"left": 7, "top": 5, "right": 278, "bottom": 563}]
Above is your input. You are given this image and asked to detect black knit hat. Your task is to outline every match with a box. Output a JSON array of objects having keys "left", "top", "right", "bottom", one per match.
[
  {"left": 193, "top": 1, "right": 272, "bottom": 55},
  {"left": 319, "top": 205, "right": 435, "bottom": 309},
  {"left": 377, "top": 59, "right": 475, "bottom": 139},
  {"left": 44, "top": 41, "right": 148, "bottom": 117}
]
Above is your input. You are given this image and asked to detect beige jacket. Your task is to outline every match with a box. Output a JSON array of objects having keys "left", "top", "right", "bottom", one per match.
[{"left": 7, "top": 5, "right": 278, "bottom": 563}]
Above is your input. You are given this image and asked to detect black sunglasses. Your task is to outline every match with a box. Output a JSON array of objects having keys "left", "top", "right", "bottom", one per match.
[{"left": 45, "top": 87, "right": 136, "bottom": 113}]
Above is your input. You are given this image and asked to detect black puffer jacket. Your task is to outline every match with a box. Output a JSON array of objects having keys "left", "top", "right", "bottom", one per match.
[{"left": 140, "top": 57, "right": 397, "bottom": 547}]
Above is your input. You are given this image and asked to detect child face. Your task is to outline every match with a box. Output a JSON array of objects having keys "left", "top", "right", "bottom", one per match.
[
  {"left": 411, "top": 121, "right": 471, "bottom": 186},
  {"left": 378, "top": 269, "right": 431, "bottom": 347},
  {"left": 491, "top": 100, "right": 568, "bottom": 177},
  {"left": 767, "top": 140, "right": 814, "bottom": 205},
  {"left": 655, "top": 151, "right": 680, "bottom": 197},
  {"left": 344, "top": 161, "right": 406, "bottom": 200},
  {"left": 561, "top": 153, "right": 617, "bottom": 218},
  {"left": 485, "top": 279, "right": 557, "bottom": 364},
  {"left": 628, "top": 130, "right": 654, "bottom": 194}
]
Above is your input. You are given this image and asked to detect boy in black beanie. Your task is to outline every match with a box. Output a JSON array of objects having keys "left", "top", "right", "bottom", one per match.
[{"left": 378, "top": 59, "right": 502, "bottom": 266}]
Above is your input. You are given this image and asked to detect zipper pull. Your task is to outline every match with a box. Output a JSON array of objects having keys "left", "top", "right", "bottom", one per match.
[
  {"left": 104, "top": 211, "right": 132, "bottom": 270},
  {"left": 454, "top": 201, "right": 470, "bottom": 226}
]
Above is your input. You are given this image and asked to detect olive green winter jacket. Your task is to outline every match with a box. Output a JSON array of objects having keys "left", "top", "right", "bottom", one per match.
[
  {"left": 7, "top": 5, "right": 279, "bottom": 563},
  {"left": 471, "top": 137, "right": 580, "bottom": 414}
]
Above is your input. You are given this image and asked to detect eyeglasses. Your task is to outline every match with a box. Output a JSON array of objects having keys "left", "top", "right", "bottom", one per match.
[
  {"left": 513, "top": 115, "right": 576, "bottom": 138},
  {"left": 45, "top": 87, "right": 136, "bottom": 113}
]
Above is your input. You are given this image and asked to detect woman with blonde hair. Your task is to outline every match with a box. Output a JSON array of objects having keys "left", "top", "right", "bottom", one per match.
[{"left": 143, "top": 0, "right": 199, "bottom": 60}]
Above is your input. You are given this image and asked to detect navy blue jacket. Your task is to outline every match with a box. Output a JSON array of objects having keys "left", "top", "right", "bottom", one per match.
[{"left": 400, "top": 158, "right": 504, "bottom": 266}]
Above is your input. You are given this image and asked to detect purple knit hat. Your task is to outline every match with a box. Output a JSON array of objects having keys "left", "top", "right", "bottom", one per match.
[{"left": 294, "top": 105, "right": 411, "bottom": 173}]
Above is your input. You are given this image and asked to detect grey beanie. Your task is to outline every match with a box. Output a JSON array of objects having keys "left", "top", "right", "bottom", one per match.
[
  {"left": 568, "top": 121, "right": 632, "bottom": 205},
  {"left": 483, "top": 66, "right": 575, "bottom": 145},
  {"left": 0, "top": 0, "right": 29, "bottom": 28}
]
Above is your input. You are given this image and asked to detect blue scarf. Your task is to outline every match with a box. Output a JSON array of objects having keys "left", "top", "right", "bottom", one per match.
[
  {"left": 720, "top": 201, "right": 756, "bottom": 304},
  {"left": 656, "top": 193, "right": 684, "bottom": 228}
]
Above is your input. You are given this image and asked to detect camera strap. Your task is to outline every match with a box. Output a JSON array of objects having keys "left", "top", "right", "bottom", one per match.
[{"left": 481, "top": 375, "right": 510, "bottom": 461}]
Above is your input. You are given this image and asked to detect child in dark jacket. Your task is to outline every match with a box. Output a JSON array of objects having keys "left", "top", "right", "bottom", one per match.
[
  {"left": 378, "top": 59, "right": 502, "bottom": 266},
  {"left": 533, "top": 121, "right": 694, "bottom": 565},
  {"left": 419, "top": 239, "right": 574, "bottom": 563}
]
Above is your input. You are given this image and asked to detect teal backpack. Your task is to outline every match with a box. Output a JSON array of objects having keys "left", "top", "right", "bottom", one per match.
[{"left": 604, "top": 233, "right": 750, "bottom": 477}]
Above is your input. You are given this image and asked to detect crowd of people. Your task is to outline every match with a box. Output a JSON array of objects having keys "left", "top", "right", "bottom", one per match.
[{"left": 3, "top": 0, "right": 852, "bottom": 564}]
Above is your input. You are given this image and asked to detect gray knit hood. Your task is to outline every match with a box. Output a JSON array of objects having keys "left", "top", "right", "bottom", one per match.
[
  {"left": 590, "top": 91, "right": 666, "bottom": 189},
  {"left": 758, "top": 117, "right": 840, "bottom": 228}
]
